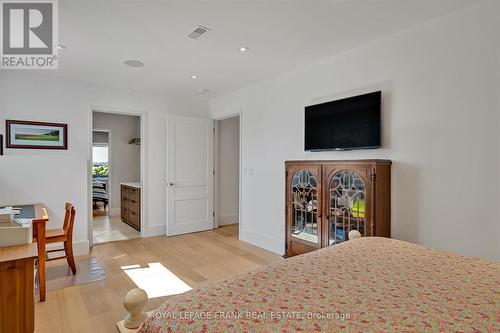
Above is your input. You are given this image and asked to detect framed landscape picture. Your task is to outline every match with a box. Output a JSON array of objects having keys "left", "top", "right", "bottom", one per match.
[{"left": 6, "top": 120, "right": 68, "bottom": 150}]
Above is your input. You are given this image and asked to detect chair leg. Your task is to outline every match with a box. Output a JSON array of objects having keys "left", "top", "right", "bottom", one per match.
[{"left": 64, "top": 240, "right": 77, "bottom": 275}]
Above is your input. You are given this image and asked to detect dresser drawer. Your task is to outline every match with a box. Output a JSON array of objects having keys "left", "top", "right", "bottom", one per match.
[
  {"left": 121, "top": 208, "right": 129, "bottom": 221},
  {"left": 128, "top": 211, "right": 140, "bottom": 228},
  {"left": 122, "top": 198, "right": 139, "bottom": 211},
  {"left": 122, "top": 186, "right": 139, "bottom": 201},
  {"left": 129, "top": 188, "right": 140, "bottom": 202},
  {"left": 121, "top": 209, "right": 140, "bottom": 231}
]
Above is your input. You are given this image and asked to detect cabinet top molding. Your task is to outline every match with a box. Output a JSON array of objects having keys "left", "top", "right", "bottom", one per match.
[{"left": 285, "top": 159, "right": 392, "bottom": 166}]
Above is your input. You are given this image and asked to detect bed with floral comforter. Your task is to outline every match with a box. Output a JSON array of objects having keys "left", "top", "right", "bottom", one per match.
[{"left": 139, "top": 237, "right": 499, "bottom": 332}]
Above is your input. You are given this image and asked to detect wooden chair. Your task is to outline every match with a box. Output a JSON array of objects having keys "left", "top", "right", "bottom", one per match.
[{"left": 45, "top": 202, "right": 77, "bottom": 275}]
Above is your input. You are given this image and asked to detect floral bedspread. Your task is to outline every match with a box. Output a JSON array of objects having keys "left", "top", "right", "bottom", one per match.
[{"left": 139, "top": 237, "right": 499, "bottom": 332}]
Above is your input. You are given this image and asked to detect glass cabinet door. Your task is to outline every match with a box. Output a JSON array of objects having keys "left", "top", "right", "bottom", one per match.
[
  {"left": 290, "top": 170, "right": 319, "bottom": 245},
  {"left": 328, "top": 170, "right": 366, "bottom": 245}
]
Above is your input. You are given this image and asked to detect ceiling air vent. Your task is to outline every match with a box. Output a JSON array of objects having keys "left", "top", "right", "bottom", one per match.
[{"left": 188, "top": 25, "right": 211, "bottom": 39}]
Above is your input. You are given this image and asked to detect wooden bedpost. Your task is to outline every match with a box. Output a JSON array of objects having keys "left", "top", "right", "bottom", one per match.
[
  {"left": 348, "top": 230, "right": 361, "bottom": 240},
  {"left": 117, "top": 288, "right": 148, "bottom": 333}
]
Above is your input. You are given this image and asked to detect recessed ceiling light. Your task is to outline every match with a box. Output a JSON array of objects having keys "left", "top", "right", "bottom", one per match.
[
  {"left": 191, "top": 75, "right": 199, "bottom": 79},
  {"left": 57, "top": 45, "right": 67, "bottom": 50},
  {"left": 198, "top": 89, "right": 210, "bottom": 94},
  {"left": 124, "top": 60, "right": 144, "bottom": 68},
  {"left": 239, "top": 46, "right": 249, "bottom": 52}
]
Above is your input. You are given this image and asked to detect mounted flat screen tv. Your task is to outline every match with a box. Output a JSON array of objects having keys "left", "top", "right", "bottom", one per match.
[{"left": 305, "top": 91, "right": 381, "bottom": 151}]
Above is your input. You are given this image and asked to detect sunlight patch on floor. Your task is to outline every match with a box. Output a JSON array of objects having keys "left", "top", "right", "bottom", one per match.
[{"left": 121, "top": 262, "right": 192, "bottom": 298}]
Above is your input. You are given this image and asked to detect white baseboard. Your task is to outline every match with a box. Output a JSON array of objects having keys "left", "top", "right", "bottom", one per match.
[
  {"left": 219, "top": 215, "right": 239, "bottom": 226},
  {"left": 46, "top": 239, "right": 90, "bottom": 256},
  {"left": 240, "top": 229, "right": 284, "bottom": 255},
  {"left": 142, "top": 224, "right": 165, "bottom": 237}
]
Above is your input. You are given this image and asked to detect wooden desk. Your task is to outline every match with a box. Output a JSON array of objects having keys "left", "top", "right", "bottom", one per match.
[
  {"left": 13, "top": 203, "right": 49, "bottom": 302},
  {"left": 0, "top": 243, "right": 38, "bottom": 333}
]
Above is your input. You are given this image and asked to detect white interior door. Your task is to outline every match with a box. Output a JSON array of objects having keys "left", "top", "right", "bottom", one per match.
[{"left": 167, "top": 115, "right": 214, "bottom": 236}]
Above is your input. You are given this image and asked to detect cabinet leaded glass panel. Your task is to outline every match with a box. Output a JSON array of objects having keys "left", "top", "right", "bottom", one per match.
[
  {"left": 329, "top": 170, "right": 366, "bottom": 245},
  {"left": 291, "top": 170, "right": 318, "bottom": 244}
]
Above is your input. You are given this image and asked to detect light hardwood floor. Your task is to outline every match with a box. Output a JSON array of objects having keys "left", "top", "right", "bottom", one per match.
[
  {"left": 35, "top": 225, "right": 283, "bottom": 333},
  {"left": 93, "top": 215, "right": 140, "bottom": 244},
  {"left": 92, "top": 203, "right": 108, "bottom": 217}
]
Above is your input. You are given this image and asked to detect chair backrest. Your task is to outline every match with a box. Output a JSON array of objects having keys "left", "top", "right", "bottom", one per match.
[{"left": 63, "top": 202, "right": 76, "bottom": 239}]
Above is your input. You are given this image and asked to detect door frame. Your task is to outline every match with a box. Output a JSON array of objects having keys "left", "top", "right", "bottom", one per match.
[
  {"left": 213, "top": 112, "right": 242, "bottom": 236},
  {"left": 87, "top": 106, "right": 148, "bottom": 248}
]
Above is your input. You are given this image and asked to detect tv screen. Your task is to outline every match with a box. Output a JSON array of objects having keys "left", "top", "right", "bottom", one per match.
[{"left": 304, "top": 91, "right": 381, "bottom": 151}]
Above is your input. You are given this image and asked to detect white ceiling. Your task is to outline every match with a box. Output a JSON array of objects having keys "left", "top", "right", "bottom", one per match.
[{"left": 50, "top": 0, "right": 478, "bottom": 111}]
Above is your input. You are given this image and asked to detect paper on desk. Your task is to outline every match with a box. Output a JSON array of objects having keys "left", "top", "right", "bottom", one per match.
[{"left": 14, "top": 218, "right": 32, "bottom": 226}]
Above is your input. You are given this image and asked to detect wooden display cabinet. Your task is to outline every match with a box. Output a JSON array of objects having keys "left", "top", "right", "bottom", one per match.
[{"left": 285, "top": 160, "right": 391, "bottom": 257}]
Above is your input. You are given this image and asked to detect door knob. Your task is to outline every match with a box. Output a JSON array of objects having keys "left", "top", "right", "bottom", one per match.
[{"left": 169, "top": 182, "right": 175, "bottom": 186}]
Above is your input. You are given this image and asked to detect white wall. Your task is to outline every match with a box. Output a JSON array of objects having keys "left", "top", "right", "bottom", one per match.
[
  {"left": 93, "top": 112, "right": 140, "bottom": 212},
  {"left": 217, "top": 116, "right": 239, "bottom": 225},
  {"left": 0, "top": 72, "right": 207, "bottom": 255},
  {"left": 210, "top": 0, "right": 500, "bottom": 260}
]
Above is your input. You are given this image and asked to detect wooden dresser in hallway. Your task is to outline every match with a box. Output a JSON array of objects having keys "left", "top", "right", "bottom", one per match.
[{"left": 121, "top": 183, "right": 141, "bottom": 231}]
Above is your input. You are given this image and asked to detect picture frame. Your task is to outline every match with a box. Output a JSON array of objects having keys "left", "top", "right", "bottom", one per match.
[
  {"left": 5, "top": 120, "right": 68, "bottom": 150},
  {"left": 0, "top": 134, "right": 3, "bottom": 155}
]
